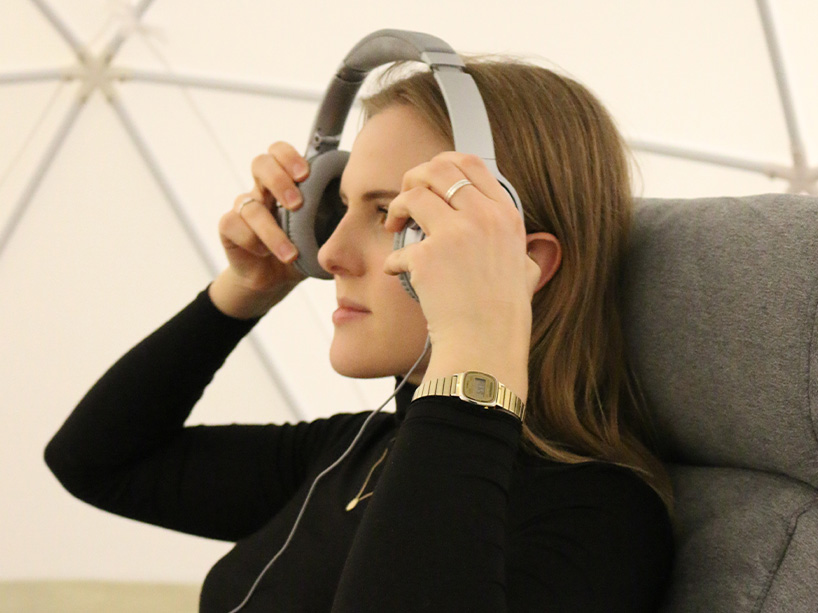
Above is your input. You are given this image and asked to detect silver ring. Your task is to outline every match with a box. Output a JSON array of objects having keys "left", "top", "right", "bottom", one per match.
[
  {"left": 443, "top": 179, "right": 473, "bottom": 204},
  {"left": 238, "top": 197, "right": 257, "bottom": 214}
]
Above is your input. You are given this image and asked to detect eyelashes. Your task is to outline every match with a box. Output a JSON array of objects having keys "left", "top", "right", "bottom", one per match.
[{"left": 337, "top": 202, "right": 390, "bottom": 222}]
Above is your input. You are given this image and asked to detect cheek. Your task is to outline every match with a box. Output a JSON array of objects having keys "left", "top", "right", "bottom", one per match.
[
  {"left": 372, "top": 239, "right": 426, "bottom": 329},
  {"left": 392, "top": 281, "right": 427, "bottom": 333},
  {"left": 381, "top": 269, "right": 415, "bottom": 307},
  {"left": 371, "top": 274, "right": 422, "bottom": 332}
]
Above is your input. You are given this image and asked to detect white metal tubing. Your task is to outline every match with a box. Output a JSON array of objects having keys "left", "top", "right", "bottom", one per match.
[
  {"left": 28, "top": 0, "right": 85, "bottom": 58},
  {"left": 628, "top": 138, "right": 792, "bottom": 180},
  {"left": 0, "top": 95, "right": 85, "bottom": 259},
  {"left": 108, "top": 96, "right": 220, "bottom": 274},
  {"left": 101, "top": 0, "right": 159, "bottom": 62},
  {"left": 756, "top": 0, "right": 808, "bottom": 168},
  {"left": 0, "top": 69, "right": 66, "bottom": 85},
  {"left": 108, "top": 95, "right": 305, "bottom": 421},
  {"left": 247, "top": 332, "right": 306, "bottom": 422},
  {"left": 124, "top": 68, "right": 325, "bottom": 102}
]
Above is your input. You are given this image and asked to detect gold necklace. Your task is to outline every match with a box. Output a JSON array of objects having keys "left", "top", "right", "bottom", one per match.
[{"left": 345, "top": 444, "right": 390, "bottom": 511}]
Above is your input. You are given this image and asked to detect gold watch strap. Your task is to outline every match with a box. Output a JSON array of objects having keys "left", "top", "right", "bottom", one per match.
[{"left": 412, "top": 371, "right": 525, "bottom": 421}]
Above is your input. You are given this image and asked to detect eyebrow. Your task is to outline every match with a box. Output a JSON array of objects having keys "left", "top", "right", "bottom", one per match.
[{"left": 338, "top": 188, "right": 400, "bottom": 204}]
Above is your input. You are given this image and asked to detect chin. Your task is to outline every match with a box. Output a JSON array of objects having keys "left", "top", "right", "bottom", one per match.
[
  {"left": 332, "top": 363, "right": 379, "bottom": 379},
  {"left": 329, "top": 344, "right": 425, "bottom": 381},
  {"left": 329, "top": 345, "right": 385, "bottom": 379},
  {"left": 332, "top": 364, "right": 396, "bottom": 380}
]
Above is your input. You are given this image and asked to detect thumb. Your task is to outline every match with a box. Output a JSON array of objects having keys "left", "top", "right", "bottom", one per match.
[{"left": 383, "top": 247, "right": 409, "bottom": 277}]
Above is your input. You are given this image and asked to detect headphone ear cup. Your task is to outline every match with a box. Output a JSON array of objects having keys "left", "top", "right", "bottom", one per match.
[
  {"left": 392, "top": 221, "right": 425, "bottom": 302},
  {"left": 278, "top": 150, "right": 350, "bottom": 279}
]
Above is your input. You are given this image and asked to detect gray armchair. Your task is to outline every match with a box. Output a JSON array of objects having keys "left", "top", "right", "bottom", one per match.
[{"left": 622, "top": 194, "right": 818, "bottom": 612}]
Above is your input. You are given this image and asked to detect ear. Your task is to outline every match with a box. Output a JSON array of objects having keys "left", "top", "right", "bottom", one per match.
[{"left": 525, "top": 232, "right": 562, "bottom": 294}]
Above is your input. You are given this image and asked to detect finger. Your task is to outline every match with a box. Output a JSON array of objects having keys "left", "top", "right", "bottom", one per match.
[
  {"left": 233, "top": 196, "right": 299, "bottom": 263},
  {"left": 425, "top": 152, "right": 515, "bottom": 210},
  {"left": 384, "top": 186, "right": 452, "bottom": 236},
  {"left": 219, "top": 207, "right": 271, "bottom": 257},
  {"left": 251, "top": 152, "right": 305, "bottom": 211},
  {"left": 382, "top": 241, "right": 419, "bottom": 277},
  {"left": 268, "top": 141, "right": 310, "bottom": 182},
  {"left": 234, "top": 191, "right": 264, "bottom": 214},
  {"left": 400, "top": 156, "right": 478, "bottom": 210}
]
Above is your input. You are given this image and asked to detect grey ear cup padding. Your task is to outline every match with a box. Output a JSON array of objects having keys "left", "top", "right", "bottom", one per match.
[
  {"left": 393, "top": 221, "right": 426, "bottom": 302},
  {"left": 277, "top": 149, "right": 350, "bottom": 279}
]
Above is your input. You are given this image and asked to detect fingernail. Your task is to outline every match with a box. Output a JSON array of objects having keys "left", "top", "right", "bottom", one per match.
[
  {"left": 278, "top": 243, "right": 297, "bottom": 262},
  {"left": 293, "top": 162, "right": 308, "bottom": 180},
  {"left": 285, "top": 188, "right": 301, "bottom": 208}
]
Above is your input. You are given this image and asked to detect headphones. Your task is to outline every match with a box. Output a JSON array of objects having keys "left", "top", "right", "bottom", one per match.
[{"left": 275, "top": 28, "right": 524, "bottom": 301}]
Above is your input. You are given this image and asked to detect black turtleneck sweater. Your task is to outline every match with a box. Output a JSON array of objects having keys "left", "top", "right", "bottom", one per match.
[{"left": 45, "top": 288, "right": 673, "bottom": 612}]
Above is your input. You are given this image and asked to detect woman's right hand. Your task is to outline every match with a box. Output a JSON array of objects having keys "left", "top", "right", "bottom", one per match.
[{"left": 209, "top": 142, "right": 310, "bottom": 319}]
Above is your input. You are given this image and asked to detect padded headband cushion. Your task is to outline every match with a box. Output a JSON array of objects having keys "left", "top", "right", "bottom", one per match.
[{"left": 278, "top": 149, "right": 350, "bottom": 279}]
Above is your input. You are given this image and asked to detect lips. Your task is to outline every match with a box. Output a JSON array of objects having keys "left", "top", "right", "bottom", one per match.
[
  {"left": 336, "top": 297, "right": 370, "bottom": 312},
  {"left": 333, "top": 297, "right": 371, "bottom": 325}
]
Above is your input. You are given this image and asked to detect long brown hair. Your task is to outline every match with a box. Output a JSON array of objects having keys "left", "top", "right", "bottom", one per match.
[{"left": 361, "top": 57, "right": 673, "bottom": 513}]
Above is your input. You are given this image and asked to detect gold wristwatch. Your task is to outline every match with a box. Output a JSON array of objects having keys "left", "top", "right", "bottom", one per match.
[{"left": 412, "top": 371, "right": 525, "bottom": 421}]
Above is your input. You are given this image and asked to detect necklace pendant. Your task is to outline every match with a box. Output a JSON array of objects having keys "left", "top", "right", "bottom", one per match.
[{"left": 345, "top": 443, "right": 391, "bottom": 512}]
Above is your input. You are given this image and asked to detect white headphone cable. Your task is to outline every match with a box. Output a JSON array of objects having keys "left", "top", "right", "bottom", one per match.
[{"left": 226, "top": 334, "right": 432, "bottom": 613}]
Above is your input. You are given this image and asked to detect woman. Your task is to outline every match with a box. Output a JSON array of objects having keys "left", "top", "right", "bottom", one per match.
[{"left": 46, "top": 56, "right": 674, "bottom": 612}]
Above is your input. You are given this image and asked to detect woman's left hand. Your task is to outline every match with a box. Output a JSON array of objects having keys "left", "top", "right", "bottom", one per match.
[{"left": 383, "top": 152, "right": 541, "bottom": 398}]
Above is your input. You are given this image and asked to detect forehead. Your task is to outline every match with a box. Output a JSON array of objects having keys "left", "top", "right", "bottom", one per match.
[{"left": 339, "top": 105, "right": 450, "bottom": 197}]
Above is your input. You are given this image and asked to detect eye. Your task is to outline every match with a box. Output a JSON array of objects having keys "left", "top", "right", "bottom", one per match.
[{"left": 337, "top": 203, "right": 387, "bottom": 215}]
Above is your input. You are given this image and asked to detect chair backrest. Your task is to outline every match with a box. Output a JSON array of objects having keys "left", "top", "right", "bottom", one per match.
[{"left": 622, "top": 194, "right": 818, "bottom": 612}]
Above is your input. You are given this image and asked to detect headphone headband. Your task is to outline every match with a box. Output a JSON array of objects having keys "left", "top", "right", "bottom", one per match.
[
  {"left": 341, "top": 30, "right": 463, "bottom": 77},
  {"left": 306, "top": 29, "right": 501, "bottom": 167}
]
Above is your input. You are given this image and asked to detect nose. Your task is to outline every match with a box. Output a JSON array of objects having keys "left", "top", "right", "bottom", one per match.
[{"left": 317, "top": 212, "right": 365, "bottom": 277}]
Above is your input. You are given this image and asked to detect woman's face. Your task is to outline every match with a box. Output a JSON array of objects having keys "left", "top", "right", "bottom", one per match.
[{"left": 317, "top": 104, "right": 450, "bottom": 382}]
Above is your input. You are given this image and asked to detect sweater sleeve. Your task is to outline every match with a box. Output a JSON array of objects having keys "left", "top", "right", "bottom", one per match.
[
  {"left": 502, "top": 462, "right": 673, "bottom": 612},
  {"left": 332, "top": 396, "right": 523, "bottom": 612},
  {"left": 331, "top": 397, "right": 673, "bottom": 613},
  {"left": 44, "top": 287, "right": 353, "bottom": 542}
]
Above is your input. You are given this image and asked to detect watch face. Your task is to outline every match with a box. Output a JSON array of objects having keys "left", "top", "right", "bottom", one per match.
[{"left": 462, "top": 372, "right": 497, "bottom": 404}]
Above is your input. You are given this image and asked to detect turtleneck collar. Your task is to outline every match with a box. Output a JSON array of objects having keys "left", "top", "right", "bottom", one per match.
[{"left": 394, "top": 377, "right": 418, "bottom": 422}]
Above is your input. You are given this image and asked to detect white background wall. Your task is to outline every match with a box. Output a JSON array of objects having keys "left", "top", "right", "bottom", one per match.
[{"left": 1, "top": 0, "right": 816, "bottom": 584}]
